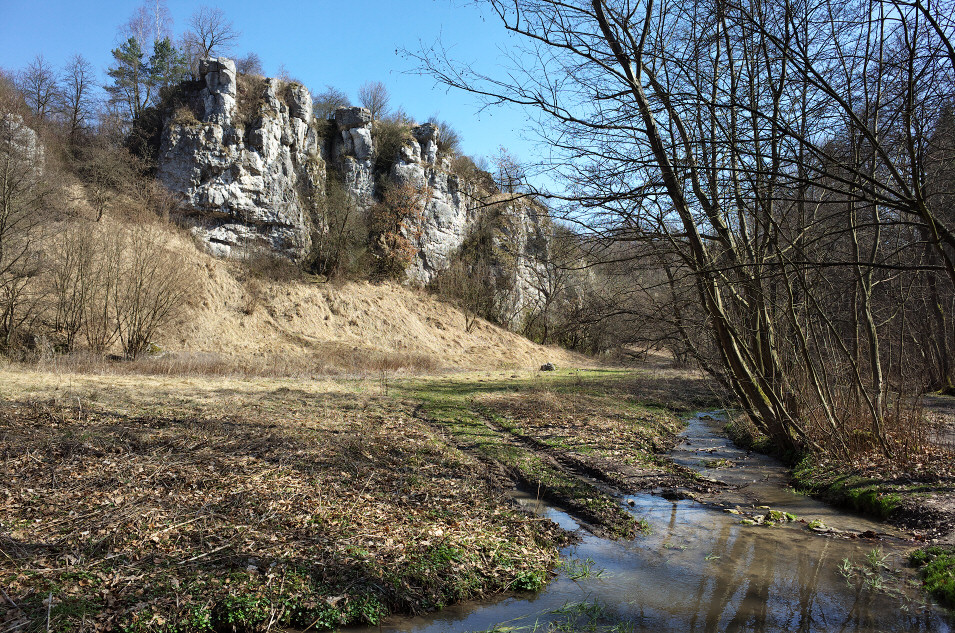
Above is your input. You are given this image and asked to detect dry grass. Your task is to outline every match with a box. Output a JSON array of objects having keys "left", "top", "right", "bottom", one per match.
[
  {"left": 142, "top": 221, "right": 586, "bottom": 375},
  {"left": 0, "top": 372, "right": 565, "bottom": 632},
  {"left": 30, "top": 345, "right": 441, "bottom": 380},
  {"left": 20, "top": 214, "right": 588, "bottom": 377}
]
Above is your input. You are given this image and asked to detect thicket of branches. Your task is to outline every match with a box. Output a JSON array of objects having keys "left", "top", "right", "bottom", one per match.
[
  {"left": 0, "top": 66, "right": 193, "bottom": 360},
  {"left": 419, "top": 0, "right": 955, "bottom": 457}
]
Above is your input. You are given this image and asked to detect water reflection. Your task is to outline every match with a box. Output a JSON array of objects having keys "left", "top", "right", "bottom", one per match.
[{"left": 346, "top": 415, "right": 950, "bottom": 633}]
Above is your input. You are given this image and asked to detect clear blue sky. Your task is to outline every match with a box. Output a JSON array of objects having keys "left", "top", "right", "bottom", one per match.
[{"left": 0, "top": 0, "right": 537, "bottom": 167}]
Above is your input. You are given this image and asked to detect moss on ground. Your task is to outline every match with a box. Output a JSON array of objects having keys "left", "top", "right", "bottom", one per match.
[
  {"left": 792, "top": 457, "right": 902, "bottom": 520},
  {"left": 910, "top": 546, "right": 955, "bottom": 608}
]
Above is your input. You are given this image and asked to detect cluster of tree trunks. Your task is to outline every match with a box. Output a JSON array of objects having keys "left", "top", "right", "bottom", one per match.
[{"left": 420, "top": 0, "right": 955, "bottom": 455}]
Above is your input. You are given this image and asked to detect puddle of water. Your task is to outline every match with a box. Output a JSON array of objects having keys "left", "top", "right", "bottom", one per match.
[
  {"left": 345, "top": 413, "right": 951, "bottom": 633},
  {"left": 671, "top": 412, "right": 902, "bottom": 535}
]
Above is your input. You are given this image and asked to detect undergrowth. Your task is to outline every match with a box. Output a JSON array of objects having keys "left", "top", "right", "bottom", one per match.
[{"left": 910, "top": 546, "right": 955, "bottom": 608}]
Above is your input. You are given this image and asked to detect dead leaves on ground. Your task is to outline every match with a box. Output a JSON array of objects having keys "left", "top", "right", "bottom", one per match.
[{"left": 0, "top": 395, "right": 561, "bottom": 631}]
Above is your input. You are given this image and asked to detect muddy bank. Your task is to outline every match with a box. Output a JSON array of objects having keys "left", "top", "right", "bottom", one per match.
[
  {"left": 726, "top": 395, "right": 955, "bottom": 543},
  {"left": 349, "top": 412, "right": 953, "bottom": 633}
]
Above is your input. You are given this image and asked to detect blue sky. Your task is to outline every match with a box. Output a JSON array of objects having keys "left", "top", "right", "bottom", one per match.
[{"left": 0, "top": 0, "right": 537, "bottom": 167}]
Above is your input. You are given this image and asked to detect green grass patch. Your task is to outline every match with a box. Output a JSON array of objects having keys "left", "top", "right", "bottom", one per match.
[{"left": 911, "top": 546, "right": 955, "bottom": 608}]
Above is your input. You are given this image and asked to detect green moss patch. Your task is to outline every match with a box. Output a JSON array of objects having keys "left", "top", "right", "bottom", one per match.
[{"left": 910, "top": 546, "right": 955, "bottom": 608}]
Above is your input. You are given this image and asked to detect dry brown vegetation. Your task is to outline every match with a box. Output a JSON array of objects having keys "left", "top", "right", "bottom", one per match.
[
  {"left": 0, "top": 370, "right": 571, "bottom": 632},
  {"left": 0, "top": 367, "right": 710, "bottom": 632}
]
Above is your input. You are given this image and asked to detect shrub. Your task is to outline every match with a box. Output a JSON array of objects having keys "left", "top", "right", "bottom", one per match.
[
  {"left": 368, "top": 182, "right": 429, "bottom": 280},
  {"left": 111, "top": 224, "right": 194, "bottom": 359},
  {"left": 426, "top": 116, "right": 461, "bottom": 157},
  {"left": 42, "top": 220, "right": 191, "bottom": 359},
  {"left": 450, "top": 154, "right": 497, "bottom": 192},
  {"left": 172, "top": 104, "right": 200, "bottom": 126},
  {"left": 236, "top": 73, "right": 268, "bottom": 130},
  {"left": 307, "top": 171, "right": 370, "bottom": 281},
  {"left": 429, "top": 203, "right": 518, "bottom": 328},
  {"left": 313, "top": 85, "right": 351, "bottom": 120},
  {"left": 372, "top": 116, "right": 413, "bottom": 174}
]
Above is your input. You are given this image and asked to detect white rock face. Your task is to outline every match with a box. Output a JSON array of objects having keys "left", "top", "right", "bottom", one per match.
[
  {"left": 157, "top": 58, "right": 323, "bottom": 261},
  {"left": 333, "top": 107, "right": 376, "bottom": 205},
  {"left": 1, "top": 114, "right": 44, "bottom": 174},
  {"left": 391, "top": 122, "right": 553, "bottom": 322},
  {"left": 156, "top": 58, "right": 554, "bottom": 323}
]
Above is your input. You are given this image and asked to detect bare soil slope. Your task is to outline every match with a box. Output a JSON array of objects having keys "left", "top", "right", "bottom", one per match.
[{"left": 99, "top": 221, "right": 586, "bottom": 374}]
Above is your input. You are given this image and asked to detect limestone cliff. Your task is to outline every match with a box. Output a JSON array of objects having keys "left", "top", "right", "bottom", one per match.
[
  {"left": 157, "top": 58, "right": 323, "bottom": 260},
  {"left": 157, "top": 58, "right": 554, "bottom": 324}
]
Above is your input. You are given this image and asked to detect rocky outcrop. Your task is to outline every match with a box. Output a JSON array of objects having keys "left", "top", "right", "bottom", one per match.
[
  {"left": 390, "top": 122, "right": 552, "bottom": 321},
  {"left": 156, "top": 57, "right": 554, "bottom": 323},
  {"left": 157, "top": 58, "right": 323, "bottom": 260},
  {"left": 1, "top": 114, "right": 44, "bottom": 174},
  {"left": 333, "top": 107, "right": 375, "bottom": 205}
]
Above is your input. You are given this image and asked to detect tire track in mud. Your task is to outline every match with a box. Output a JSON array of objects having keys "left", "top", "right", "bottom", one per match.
[
  {"left": 471, "top": 404, "right": 715, "bottom": 496},
  {"left": 410, "top": 402, "right": 699, "bottom": 539}
]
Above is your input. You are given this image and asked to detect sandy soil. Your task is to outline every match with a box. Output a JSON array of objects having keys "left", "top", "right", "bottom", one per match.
[{"left": 160, "top": 226, "right": 588, "bottom": 374}]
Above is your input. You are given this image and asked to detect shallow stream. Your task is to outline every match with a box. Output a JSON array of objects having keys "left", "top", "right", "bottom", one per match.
[{"left": 351, "top": 413, "right": 952, "bottom": 633}]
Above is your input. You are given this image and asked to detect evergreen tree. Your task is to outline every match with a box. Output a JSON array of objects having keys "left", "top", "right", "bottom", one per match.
[
  {"left": 106, "top": 37, "right": 150, "bottom": 122},
  {"left": 149, "top": 37, "right": 187, "bottom": 93},
  {"left": 107, "top": 36, "right": 188, "bottom": 126}
]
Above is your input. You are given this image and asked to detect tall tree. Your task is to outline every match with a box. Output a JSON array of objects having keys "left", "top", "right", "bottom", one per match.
[
  {"left": 418, "top": 0, "right": 955, "bottom": 455},
  {"left": 186, "top": 6, "right": 240, "bottom": 59},
  {"left": 149, "top": 37, "right": 188, "bottom": 92},
  {"left": 0, "top": 96, "right": 52, "bottom": 347},
  {"left": 60, "top": 54, "right": 96, "bottom": 149},
  {"left": 17, "top": 55, "right": 59, "bottom": 122},
  {"left": 123, "top": 0, "right": 173, "bottom": 48},
  {"left": 107, "top": 37, "right": 187, "bottom": 124},
  {"left": 106, "top": 37, "right": 150, "bottom": 122}
]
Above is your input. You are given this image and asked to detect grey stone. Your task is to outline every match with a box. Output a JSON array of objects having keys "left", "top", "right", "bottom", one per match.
[
  {"left": 156, "top": 58, "right": 558, "bottom": 331},
  {"left": 157, "top": 57, "right": 323, "bottom": 262},
  {"left": 335, "top": 107, "right": 372, "bottom": 130}
]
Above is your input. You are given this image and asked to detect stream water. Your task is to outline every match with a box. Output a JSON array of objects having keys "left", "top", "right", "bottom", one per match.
[{"left": 351, "top": 413, "right": 952, "bottom": 633}]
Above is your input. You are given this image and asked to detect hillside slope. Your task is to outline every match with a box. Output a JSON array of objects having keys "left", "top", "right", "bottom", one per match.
[{"left": 154, "top": 224, "right": 585, "bottom": 374}]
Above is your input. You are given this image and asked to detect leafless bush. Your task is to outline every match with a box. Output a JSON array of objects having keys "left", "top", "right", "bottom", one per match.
[
  {"left": 111, "top": 224, "right": 193, "bottom": 359},
  {"left": 48, "top": 223, "right": 98, "bottom": 351},
  {"left": 308, "top": 173, "right": 371, "bottom": 282}
]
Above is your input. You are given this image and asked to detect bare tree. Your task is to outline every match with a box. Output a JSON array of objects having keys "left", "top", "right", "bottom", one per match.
[
  {"left": 235, "top": 52, "right": 263, "bottom": 75},
  {"left": 493, "top": 146, "right": 524, "bottom": 193},
  {"left": 358, "top": 80, "right": 390, "bottom": 121},
  {"left": 17, "top": 55, "right": 59, "bottom": 122},
  {"left": 123, "top": 1, "right": 173, "bottom": 48},
  {"left": 48, "top": 222, "right": 97, "bottom": 350},
  {"left": 186, "top": 6, "right": 240, "bottom": 60},
  {"left": 313, "top": 85, "right": 352, "bottom": 120},
  {"left": 60, "top": 54, "right": 96, "bottom": 149},
  {"left": 418, "top": 0, "right": 955, "bottom": 456}
]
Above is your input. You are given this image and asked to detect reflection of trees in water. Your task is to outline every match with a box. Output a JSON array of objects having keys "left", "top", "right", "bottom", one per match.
[{"left": 680, "top": 525, "right": 841, "bottom": 632}]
